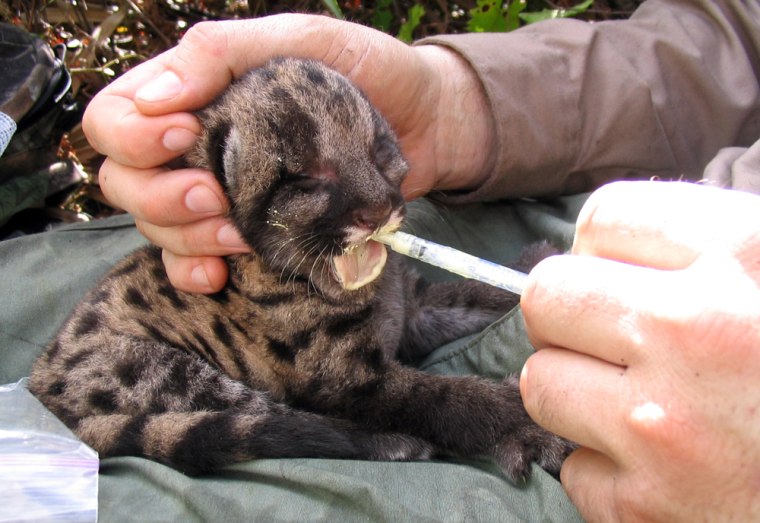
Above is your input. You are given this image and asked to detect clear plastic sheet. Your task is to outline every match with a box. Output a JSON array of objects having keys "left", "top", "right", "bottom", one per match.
[{"left": 0, "top": 379, "right": 98, "bottom": 522}]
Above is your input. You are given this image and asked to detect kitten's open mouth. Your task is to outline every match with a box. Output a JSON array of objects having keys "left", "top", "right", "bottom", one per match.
[{"left": 330, "top": 240, "right": 387, "bottom": 290}]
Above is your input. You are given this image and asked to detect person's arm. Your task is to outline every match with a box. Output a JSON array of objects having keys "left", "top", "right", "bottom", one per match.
[{"left": 419, "top": 0, "right": 760, "bottom": 200}]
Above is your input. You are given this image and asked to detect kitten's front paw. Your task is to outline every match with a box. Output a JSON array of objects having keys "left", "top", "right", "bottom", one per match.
[
  {"left": 492, "top": 375, "right": 577, "bottom": 482},
  {"left": 492, "top": 425, "right": 577, "bottom": 483}
]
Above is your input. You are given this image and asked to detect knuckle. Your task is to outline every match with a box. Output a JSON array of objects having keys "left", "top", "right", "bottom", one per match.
[
  {"left": 175, "top": 21, "right": 230, "bottom": 66},
  {"left": 623, "top": 395, "right": 702, "bottom": 464}
]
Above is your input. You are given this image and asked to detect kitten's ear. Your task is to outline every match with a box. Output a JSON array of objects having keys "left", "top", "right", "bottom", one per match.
[{"left": 205, "top": 121, "right": 241, "bottom": 192}]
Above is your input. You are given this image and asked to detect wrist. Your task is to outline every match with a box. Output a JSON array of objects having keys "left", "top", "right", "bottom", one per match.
[{"left": 414, "top": 44, "right": 495, "bottom": 194}]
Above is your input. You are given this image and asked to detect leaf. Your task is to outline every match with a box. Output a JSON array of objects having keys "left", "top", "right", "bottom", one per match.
[
  {"left": 321, "top": 0, "right": 345, "bottom": 20},
  {"left": 504, "top": 0, "right": 527, "bottom": 31},
  {"left": 372, "top": 0, "right": 393, "bottom": 32},
  {"left": 467, "top": 0, "right": 505, "bottom": 33},
  {"left": 519, "top": 0, "right": 594, "bottom": 24},
  {"left": 397, "top": 4, "right": 425, "bottom": 43}
]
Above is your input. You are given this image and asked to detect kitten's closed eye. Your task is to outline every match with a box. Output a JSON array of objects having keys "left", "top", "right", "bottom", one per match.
[{"left": 281, "top": 166, "right": 338, "bottom": 188}]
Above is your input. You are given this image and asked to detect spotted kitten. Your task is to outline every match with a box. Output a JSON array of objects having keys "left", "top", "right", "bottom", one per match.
[{"left": 30, "top": 58, "right": 573, "bottom": 481}]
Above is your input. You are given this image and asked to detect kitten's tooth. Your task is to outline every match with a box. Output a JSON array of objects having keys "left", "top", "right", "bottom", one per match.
[{"left": 331, "top": 240, "right": 387, "bottom": 290}]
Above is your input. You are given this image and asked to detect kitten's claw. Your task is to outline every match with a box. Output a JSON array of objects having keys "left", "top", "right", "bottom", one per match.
[{"left": 493, "top": 428, "right": 577, "bottom": 482}]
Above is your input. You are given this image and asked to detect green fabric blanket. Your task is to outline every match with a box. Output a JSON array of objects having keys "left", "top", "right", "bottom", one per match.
[{"left": 0, "top": 195, "right": 588, "bottom": 522}]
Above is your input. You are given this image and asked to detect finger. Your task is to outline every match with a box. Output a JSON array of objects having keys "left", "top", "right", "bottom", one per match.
[
  {"left": 136, "top": 217, "right": 248, "bottom": 257},
  {"left": 560, "top": 447, "right": 623, "bottom": 522},
  {"left": 99, "top": 161, "right": 228, "bottom": 228},
  {"left": 573, "top": 181, "right": 759, "bottom": 268},
  {"left": 520, "top": 348, "right": 628, "bottom": 458},
  {"left": 161, "top": 250, "right": 230, "bottom": 294},
  {"left": 521, "top": 254, "right": 667, "bottom": 366},
  {"left": 82, "top": 60, "right": 202, "bottom": 168},
  {"left": 133, "top": 16, "right": 365, "bottom": 114},
  {"left": 133, "top": 15, "right": 420, "bottom": 122}
]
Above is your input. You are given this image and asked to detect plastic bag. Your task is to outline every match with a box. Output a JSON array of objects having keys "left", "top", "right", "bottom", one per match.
[{"left": 0, "top": 379, "right": 98, "bottom": 522}]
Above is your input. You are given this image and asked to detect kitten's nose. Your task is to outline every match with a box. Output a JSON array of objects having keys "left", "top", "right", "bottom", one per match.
[{"left": 352, "top": 203, "right": 392, "bottom": 232}]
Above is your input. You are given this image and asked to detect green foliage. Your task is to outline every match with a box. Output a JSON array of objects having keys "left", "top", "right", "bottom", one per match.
[
  {"left": 468, "top": 0, "right": 509, "bottom": 33},
  {"left": 519, "top": 0, "right": 594, "bottom": 24},
  {"left": 397, "top": 4, "right": 426, "bottom": 43},
  {"left": 321, "top": 0, "right": 345, "bottom": 20},
  {"left": 322, "top": 0, "right": 597, "bottom": 42},
  {"left": 504, "top": 0, "right": 527, "bottom": 31},
  {"left": 372, "top": 0, "right": 394, "bottom": 32},
  {"left": 468, "top": 0, "right": 594, "bottom": 34}
]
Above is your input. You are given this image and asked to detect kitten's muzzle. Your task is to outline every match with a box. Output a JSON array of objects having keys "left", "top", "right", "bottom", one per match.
[
  {"left": 351, "top": 203, "right": 394, "bottom": 233},
  {"left": 331, "top": 207, "right": 403, "bottom": 291}
]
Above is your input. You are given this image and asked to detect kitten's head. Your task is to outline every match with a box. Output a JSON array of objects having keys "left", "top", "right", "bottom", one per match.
[{"left": 190, "top": 58, "right": 408, "bottom": 294}]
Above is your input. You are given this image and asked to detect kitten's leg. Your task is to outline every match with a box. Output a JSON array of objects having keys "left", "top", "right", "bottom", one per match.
[
  {"left": 31, "top": 338, "right": 430, "bottom": 474},
  {"left": 398, "top": 241, "right": 559, "bottom": 362},
  {"left": 398, "top": 273, "right": 519, "bottom": 361},
  {"left": 308, "top": 363, "right": 575, "bottom": 482}
]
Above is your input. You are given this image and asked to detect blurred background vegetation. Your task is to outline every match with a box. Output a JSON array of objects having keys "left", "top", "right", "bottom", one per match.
[{"left": 0, "top": 0, "right": 642, "bottom": 233}]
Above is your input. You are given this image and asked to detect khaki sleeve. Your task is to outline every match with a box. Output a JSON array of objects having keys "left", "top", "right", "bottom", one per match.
[{"left": 417, "top": 0, "right": 760, "bottom": 200}]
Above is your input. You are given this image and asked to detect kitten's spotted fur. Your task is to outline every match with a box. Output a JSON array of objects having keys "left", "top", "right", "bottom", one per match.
[{"left": 30, "top": 58, "right": 573, "bottom": 481}]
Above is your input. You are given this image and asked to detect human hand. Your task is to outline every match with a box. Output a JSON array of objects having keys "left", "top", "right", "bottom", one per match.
[
  {"left": 82, "top": 14, "right": 493, "bottom": 292},
  {"left": 520, "top": 181, "right": 760, "bottom": 522}
]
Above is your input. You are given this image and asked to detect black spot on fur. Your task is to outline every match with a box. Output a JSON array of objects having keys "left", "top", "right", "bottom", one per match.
[
  {"left": 47, "top": 381, "right": 65, "bottom": 396},
  {"left": 267, "top": 88, "right": 317, "bottom": 167},
  {"left": 212, "top": 316, "right": 234, "bottom": 348},
  {"left": 109, "top": 415, "right": 147, "bottom": 457},
  {"left": 125, "top": 286, "right": 151, "bottom": 310},
  {"left": 115, "top": 359, "right": 143, "bottom": 387},
  {"left": 89, "top": 288, "right": 111, "bottom": 305},
  {"left": 292, "top": 329, "right": 315, "bottom": 350},
  {"left": 266, "top": 336, "right": 297, "bottom": 364},
  {"left": 364, "top": 346, "right": 386, "bottom": 373},
  {"left": 190, "top": 331, "right": 225, "bottom": 370},
  {"left": 138, "top": 320, "right": 176, "bottom": 349},
  {"left": 304, "top": 63, "right": 326, "bottom": 85},
  {"left": 111, "top": 258, "right": 140, "bottom": 277},
  {"left": 89, "top": 389, "right": 118, "bottom": 412},
  {"left": 64, "top": 348, "right": 94, "bottom": 371},
  {"left": 190, "top": 374, "right": 230, "bottom": 410},
  {"left": 227, "top": 317, "right": 253, "bottom": 340},
  {"left": 324, "top": 306, "right": 373, "bottom": 337},
  {"left": 266, "top": 329, "right": 314, "bottom": 364},
  {"left": 207, "top": 288, "right": 230, "bottom": 305},
  {"left": 73, "top": 309, "right": 101, "bottom": 336},
  {"left": 162, "top": 359, "right": 192, "bottom": 395},
  {"left": 46, "top": 340, "right": 62, "bottom": 360},
  {"left": 171, "top": 412, "right": 239, "bottom": 474},
  {"left": 158, "top": 284, "right": 187, "bottom": 309},
  {"left": 249, "top": 292, "right": 295, "bottom": 307}
]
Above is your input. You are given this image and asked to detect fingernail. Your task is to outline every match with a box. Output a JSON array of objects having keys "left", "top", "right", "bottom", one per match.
[
  {"left": 217, "top": 223, "right": 247, "bottom": 249},
  {"left": 185, "top": 185, "right": 224, "bottom": 214},
  {"left": 163, "top": 127, "right": 198, "bottom": 152},
  {"left": 136, "top": 70, "right": 183, "bottom": 102},
  {"left": 190, "top": 265, "right": 211, "bottom": 288}
]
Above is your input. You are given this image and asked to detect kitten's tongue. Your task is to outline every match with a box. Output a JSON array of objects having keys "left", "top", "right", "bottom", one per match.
[{"left": 331, "top": 240, "right": 387, "bottom": 290}]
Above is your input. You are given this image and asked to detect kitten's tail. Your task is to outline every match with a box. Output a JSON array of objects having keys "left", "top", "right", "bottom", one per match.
[{"left": 75, "top": 406, "right": 431, "bottom": 474}]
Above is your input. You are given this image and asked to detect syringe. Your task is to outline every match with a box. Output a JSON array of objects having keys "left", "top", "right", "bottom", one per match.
[{"left": 372, "top": 231, "right": 528, "bottom": 295}]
